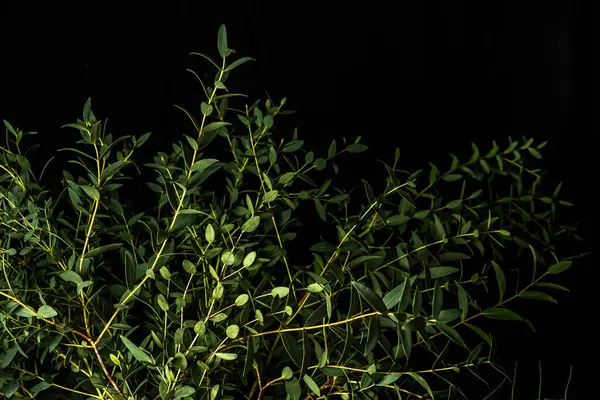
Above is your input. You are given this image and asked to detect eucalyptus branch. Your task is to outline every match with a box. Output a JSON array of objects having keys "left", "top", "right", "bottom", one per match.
[{"left": 0, "top": 26, "right": 581, "bottom": 400}]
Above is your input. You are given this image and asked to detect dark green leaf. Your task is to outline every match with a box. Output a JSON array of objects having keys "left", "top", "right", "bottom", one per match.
[
  {"left": 382, "top": 276, "right": 411, "bottom": 310},
  {"left": 85, "top": 243, "right": 122, "bottom": 258},
  {"left": 351, "top": 281, "right": 388, "bottom": 313},
  {"left": 387, "top": 214, "right": 411, "bottom": 226},
  {"left": 377, "top": 374, "right": 401, "bottom": 386},
  {"left": 437, "top": 321, "right": 466, "bottom": 347},
  {"left": 224, "top": 57, "right": 255, "bottom": 72},
  {"left": 438, "top": 252, "right": 470, "bottom": 262},
  {"left": 174, "top": 386, "right": 195, "bottom": 398},
  {"left": 407, "top": 372, "right": 435, "bottom": 399},
  {"left": 458, "top": 285, "right": 468, "bottom": 321},
  {"left": 442, "top": 174, "right": 463, "bottom": 182},
  {"left": 534, "top": 282, "right": 570, "bottom": 292},
  {"left": 517, "top": 291, "right": 557, "bottom": 303},
  {"left": 303, "top": 375, "right": 321, "bottom": 396},
  {"left": 0, "top": 346, "right": 18, "bottom": 369},
  {"left": 59, "top": 270, "right": 83, "bottom": 286},
  {"left": 29, "top": 381, "right": 52, "bottom": 395},
  {"left": 120, "top": 336, "right": 154, "bottom": 364},
  {"left": 282, "top": 332, "right": 302, "bottom": 367},
  {"left": 547, "top": 261, "right": 572, "bottom": 275},
  {"left": 217, "top": 25, "right": 228, "bottom": 58},
  {"left": 365, "top": 315, "right": 380, "bottom": 355},
  {"left": 347, "top": 143, "right": 368, "bottom": 153},
  {"left": 285, "top": 378, "right": 302, "bottom": 400},
  {"left": 491, "top": 260, "right": 506, "bottom": 302},
  {"left": 465, "top": 323, "right": 492, "bottom": 346},
  {"left": 283, "top": 140, "right": 304, "bottom": 153},
  {"left": 80, "top": 185, "right": 100, "bottom": 201},
  {"left": 482, "top": 307, "right": 523, "bottom": 321},
  {"left": 328, "top": 139, "right": 337, "bottom": 159},
  {"left": 432, "top": 280, "right": 443, "bottom": 318},
  {"left": 417, "top": 266, "right": 459, "bottom": 279}
]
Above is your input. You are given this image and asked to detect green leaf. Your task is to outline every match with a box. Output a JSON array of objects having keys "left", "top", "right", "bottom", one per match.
[
  {"left": 365, "top": 314, "right": 380, "bottom": 355},
  {"left": 285, "top": 378, "right": 302, "bottom": 400},
  {"left": 85, "top": 243, "right": 122, "bottom": 258},
  {"left": 242, "top": 216, "right": 260, "bottom": 232},
  {"left": 205, "top": 224, "right": 215, "bottom": 243},
  {"left": 303, "top": 375, "right": 321, "bottom": 396},
  {"left": 37, "top": 305, "right": 58, "bottom": 319},
  {"left": 432, "top": 280, "right": 443, "bottom": 318},
  {"left": 102, "top": 160, "right": 131, "bottom": 181},
  {"left": 224, "top": 57, "right": 256, "bottom": 72},
  {"left": 346, "top": 143, "right": 368, "bottom": 153},
  {"left": 446, "top": 199, "right": 462, "bottom": 209},
  {"left": 547, "top": 260, "right": 572, "bottom": 275},
  {"left": 191, "top": 158, "right": 219, "bottom": 173},
  {"left": 0, "top": 346, "right": 18, "bottom": 369},
  {"left": 210, "top": 385, "right": 220, "bottom": 400},
  {"left": 217, "top": 25, "right": 228, "bottom": 58},
  {"left": 282, "top": 366, "right": 294, "bottom": 380},
  {"left": 458, "top": 285, "right": 469, "bottom": 321},
  {"left": 262, "top": 190, "right": 278, "bottom": 203},
  {"left": 59, "top": 270, "right": 83, "bottom": 285},
  {"left": 314, "top": 199, "right": 326, "bottom": 221},
  {"left": 203, "top": 122, "right": 231, "bottom": 133},
  {"left": 173, "top": 352, "right": 187, "bottom": 370},
  {"left": 442, "top": 174, "right": 463, "bottom": 182},
  {"left": 185, "top": 135, "right": 199, "bottom": 150},
  {"left": 527, "top": 147, "right": 542, "bottom": 159},
  {"left": 407, "top": 372, "right": 435, "bottom": 399},
  {"left": 80, "top": 185, "right": 100, "bottom": 201},
  {"left": 464, "top": 323, "right": 492, "bottom": 346},
  {"left": 226, "top": 325, "right": 240, "bottom": 339},
  {"left": 157, "top": 294, "right": 169, "bottom": 312},
  {"left": 413, "top": 209, "right": 430, "bottom": 219},
  {"left": 271, "top": 287, "right": 290, "bottom": 298},
  {"left": 534, "top": 282, "right": 570, "bottom": 292},
  {"left": 482, "top": 307, "right": 523, "bottom": 321},
  {"left": 382, "top": 276, "right": 411, "bottom": 310},
  {"left": 243, "top": 251, "right": 257, "bottom": 268},
  {"left": 438, "top": 252, "right": 471, "bottom": 262},
  {"left": 491, "top": 260, "right": 506, "bottom": 302},
  {"left": 283, "top": 140, "right": 304, "bottom": 153},
  {"left": 182, "top": 260, "right": 196, "bottom": 274},
  {"left": 377, "top": 374, "right": 401, "bottom": 386},
  {"left": 437, "top": 321, "right": 466, "bottom": 348},
  {"left": 417, "top": 266, "right": 459, "bottom": 279},
  {"left": 174, "top": 386, "right": 195, "bottom": 398},
  {"left": 235, "top": 294, "right": 249, "bottom": 306},
  {"left": 351, "top": 281, "right": 388, "bottom": 313},
  {"left": 307, "top": 283, "right": 324, "bottom": 293},
  {"left": 328, "top": 139, "right": 337, "bottom": 159},
  {"left": 120, "top": 335, "right": 154, "bottom": 364},
  {"left": 433, "top": 214, "right": 445, "bottom": 240},
  {"left": 29, "top": 381, "right": 52, "bottom": 395},
  {"left": 517, "top": 291, "right": 557, "bottom": 303},
  {"left": 200, "top": 102, "right": 213, "bottom": 116},
  {"left": 387, "top": 214, "right": 411, "bottom": 226},
  {"left": 194, "top": 321, "right": 206, "bottom": 335},
  {"left": 215, "top": 352, "right": 238, "bottom": 360}
]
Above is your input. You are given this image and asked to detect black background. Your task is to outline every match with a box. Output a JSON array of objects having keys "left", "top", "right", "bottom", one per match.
[{"left": 1, "top": 1, "right": 591, "bottom": 398}]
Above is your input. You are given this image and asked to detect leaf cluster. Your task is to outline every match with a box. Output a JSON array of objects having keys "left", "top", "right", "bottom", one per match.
[{"left": 0, "top": 25, "right": 584, "bottom": 400}]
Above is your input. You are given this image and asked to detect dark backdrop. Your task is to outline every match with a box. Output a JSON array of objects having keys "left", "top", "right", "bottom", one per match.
[{"left": 1, "top": 1, "right": 591, "bottom": 398}]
